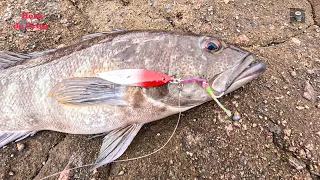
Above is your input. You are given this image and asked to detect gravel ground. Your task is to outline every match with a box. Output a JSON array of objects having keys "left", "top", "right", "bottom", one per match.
[{"left": 0, "top": 0, "right": 319, "bottom": 179}]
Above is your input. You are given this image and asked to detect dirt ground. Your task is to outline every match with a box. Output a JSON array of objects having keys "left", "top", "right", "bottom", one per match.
[{"left": 0, "top": 0, "right": 319, "bottom": 179}]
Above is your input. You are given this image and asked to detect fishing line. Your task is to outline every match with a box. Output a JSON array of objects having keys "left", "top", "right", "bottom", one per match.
[{"left": 39, "top": 84, "right": 183, "bottom": 180}]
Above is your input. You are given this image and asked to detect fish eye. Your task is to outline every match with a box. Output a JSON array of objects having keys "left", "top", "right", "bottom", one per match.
[
  {"left": 201, "top": 39, "right": 221, "bottom": 53},
  {"left": 162, "top": 77, "right": 166, "bottom": 81}
]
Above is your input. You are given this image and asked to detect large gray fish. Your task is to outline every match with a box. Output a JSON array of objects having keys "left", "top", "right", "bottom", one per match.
[{"left": 0, "top": 30, "right": 266, "bottom": 169}]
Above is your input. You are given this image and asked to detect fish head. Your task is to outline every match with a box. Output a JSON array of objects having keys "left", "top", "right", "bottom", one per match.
[{"left": 166, "top": 34, "right": 266, "bottom": 105}]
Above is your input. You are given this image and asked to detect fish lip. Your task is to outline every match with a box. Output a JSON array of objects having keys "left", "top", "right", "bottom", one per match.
[
  {"left": 224, "top": 61, "right": 266, "bottom": 94},
  {"left": 211, "top": 54, "right": 266, "bottom": 96}
]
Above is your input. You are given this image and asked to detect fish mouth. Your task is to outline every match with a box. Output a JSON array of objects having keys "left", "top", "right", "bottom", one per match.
[{"left": 211, "top": 54, "right": 266, "bottom": 96}]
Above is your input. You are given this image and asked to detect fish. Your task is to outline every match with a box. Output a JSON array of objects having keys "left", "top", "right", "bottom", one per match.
[{"left": 0, "top": 30, "right": 266, "bottom": 170}]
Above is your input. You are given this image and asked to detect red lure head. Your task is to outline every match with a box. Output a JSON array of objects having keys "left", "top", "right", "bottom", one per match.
[{"left": 136, "top": 70, "right": 172, "bottom": 87}]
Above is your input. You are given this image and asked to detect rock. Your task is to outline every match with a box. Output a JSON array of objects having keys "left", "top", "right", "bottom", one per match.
[
  {"left": 269, "top": 124, "right": 281, "bottom": 134},
  {"left": 288, "top": 156, "right": 306, "bottom": 170},
  {"left": 290, "top": 71, "right": 297, "bottom": 77},
  {"left": 303, "top": 92, "right": 313, "bottom": 102},
  {"left": 186, "top": 151, "right": 193, "bottom": 156},
  {"left": 232, "top": 111, "right": 241, "bottom": 121},
  {"left": 291, "top": 38, "right": 301, "bottom": 45},
  {"left": 288, "top": 146, "right": 297, "bottom": 152},
  {"left": 92, "top": 169, "right": 98, "bottom": 175},
  {"left": 283, "top": 129, "right": 292, "bottom": 137},
  {"left": 299, "top": 149, "right": 306, "bottom": 158},
  {"left": 8, "top": 171, "right": 14, "bottom": 176},
  {"left": 16, "top": 143, "right": 25, "bottom": 152},
  {"left": 296, "top": 106, "right": 305, "bottom": 110},
  {"left": 305, "top": 149, "right": 312, "bottom": 159},
  {"left": 252, "top": 123, "right": 257, "bottom": 128},
  {"left": 118, "top": 170, "right": 124, "bottom": 176},
  {"left": 303, "top": 81, "right": 316, "bottom": 102},
  {"left": 235, "top": 34, "right": 250, "bottom": 44},
  {"left": 233, "top": 121, "right": 240, "bottom": 127}
]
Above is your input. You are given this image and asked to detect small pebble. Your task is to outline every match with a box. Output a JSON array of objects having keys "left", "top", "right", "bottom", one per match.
[
  {"left": 289, "top": 146, "right": 297, "bottom": 152},
  {"left": 235, "top": 34, "right": 250, "bottom": 44},
  {"left": 16, "top": 143, "right": 25, "bottom": 152},
  {"left": 291, "top": 38, "right": 301, "bottom": 45},
  {"left": 316, "top": 131, "right": 320, "bottom": 136},
  {"left": 283, "top": 129, "right": 292, "bottom": 137},
  {"left": 290, "top": 71, "right": 297, "bottom": 77},
  {"left": 233, "top": 121, "right": 240, "bottom": 127},
  {"left": 186, "top": 151, "right": 193, "bottom": 156},
  {"left": 305, "top": 149, "right": 312, "bottom": 159},
  {"left": 299, "top": 149, "right": 306, "bottom": 158},
  {"left": 303, "top": 81, "right": 315, "bottom": 102},
  {"left": 288, "top": 156, "right": 306, "bottom": 170},
  {"left": 118, "top": 170, "right": 124, "bottom": 176},
  {"left": 10, "top": 154, "right": 14, "bottom": 157},
  {"left": 296, "top": 106, "right": 305, "bottom": 110},
  {"left": 9, "top": 171, "right": 14, "bottom": 176},
  {"left": 303, "top": 92, "right": 313, "bottom": 102},
  {"left": 93, "top": 169, "right": 98, "bottom": 175},
  {"left": 252, "top": 123, "right": 257, "bottom": 128},
  {"left": 156, "top": 133, "right": 161, "bottom": 136},
  {"left": 232, "top": 111, "right": 241, "bottom": 121}
]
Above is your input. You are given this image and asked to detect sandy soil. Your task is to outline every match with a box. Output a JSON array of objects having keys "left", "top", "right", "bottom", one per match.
[{"left": 0, "top": 0, "right": 319, "bottom": 179}]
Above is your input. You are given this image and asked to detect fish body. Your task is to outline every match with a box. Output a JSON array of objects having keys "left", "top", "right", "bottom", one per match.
[{"left": 0, "top": 30, "right": 266, "bottom": 169}]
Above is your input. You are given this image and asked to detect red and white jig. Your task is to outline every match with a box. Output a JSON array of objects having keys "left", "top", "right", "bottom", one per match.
[{"left": 97, "top": 69, "right": 231, "bottom": 117}]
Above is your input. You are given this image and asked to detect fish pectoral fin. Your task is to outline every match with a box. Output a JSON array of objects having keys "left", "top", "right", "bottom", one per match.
[
  {"left": 92, "top": 123, "right": 143, "bottom": 170},
  {"left": 0, "top": 131, "right": 37, "bottom": 148},
  {"left": 48, "top": 77, "right": 130, "bottom": 106},
  {"left": 0, "top": 49, "right": 56, "bottom": 70}
]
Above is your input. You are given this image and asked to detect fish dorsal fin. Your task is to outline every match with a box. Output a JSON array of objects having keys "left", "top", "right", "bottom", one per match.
[
  {"left": 82, "top": 28, "right": 127, "bottom": 41},
  {"left": 0, "top": 49, "right": 56, "bottom": 70},
  {"left": 48, "top": 77, "right": 129, "bottom": 106},
  {"left": 92, "top": 123, "right": 143, "bottom": 170},
  {"left": 0, "top": 131, "right": 37, "bottom": 148}
]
